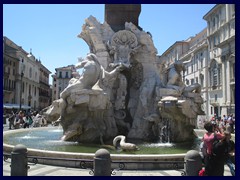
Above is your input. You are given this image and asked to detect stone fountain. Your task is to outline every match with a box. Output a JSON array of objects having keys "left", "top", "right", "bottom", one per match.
[
  {"left": 42, "top": 4, "right": 204, "bottom": 146},
  {"left": 3, "top": 5, "right": 206, "bottom": 171}
]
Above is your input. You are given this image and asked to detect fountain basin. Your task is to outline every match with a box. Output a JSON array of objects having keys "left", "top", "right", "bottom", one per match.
[{"left": 3, "top": 127, "right": 187, "bottom": 170}]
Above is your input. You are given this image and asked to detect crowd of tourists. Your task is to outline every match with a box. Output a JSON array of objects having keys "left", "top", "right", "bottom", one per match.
[
  {"left": 200, "top": 115, "right": 235, "bottom": 176},
  {"left": 6, "top": 110, "right": 48, "bottom": 130},
  {"left": 210, "top": 114, "right": 235, "bottom": 133}
]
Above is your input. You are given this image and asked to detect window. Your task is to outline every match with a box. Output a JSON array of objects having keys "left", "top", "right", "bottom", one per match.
[
  {"left": 29, "top": 84, "right": 31, "bottom": 94},
  {"left": 208, "top": 22, "right": 210, "bottom": 33},
  {"left": 218, "top": 67, "right": 222, "bottom": 85},
  {"left": 213, "top": 17, "right": 215, "bottom": 28},
  {"left": 29, "top": 67, "right": 32, "bottom": 78},
  {"left": 65, "top": 72, "right": 69, "bottom": 78},
  {"left": 12, "top": 81, "right": 14, "bottom": 90},
  {"left": 231, "top": 86, "right": 235, "bottom": 104},
  {"left": 222, "top": 55, "right": 226, "bottom": 62},
  {"left": 216, "top": 15, "right": 219, "bottom": 28},
  {"left": 209, "top": 37, "right": 212, "bottom": 49},
  {"left": 191, "top": 79, "right": 194, "bottom": 85},
  {"left": 59, "top": 71, "right": 62, "bottom": 78},
  {"left": 210, "top": 60, "right": 221, "bottom": 88},
  {"left": 9, "top": 80, "right": 11, "bottom": 90},
  {"left": 213, "top": 64, "right": 218, "bottom": 86},
  {"left": 22, "top": 82, "right": 25, "bottom": 93},
  {"left": 200, "top": 74, "right": 204, "bottom": 86},
  {"left": 4, "top": 79, "right": 7, "bottom": 89}
]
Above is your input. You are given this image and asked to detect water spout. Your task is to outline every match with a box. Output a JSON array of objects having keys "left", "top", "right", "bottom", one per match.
[{"left": 158, "top": 118, "right": 171, "bottom": 143}]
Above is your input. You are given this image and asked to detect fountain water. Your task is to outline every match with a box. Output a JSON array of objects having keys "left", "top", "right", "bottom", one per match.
[
  {"left": 4, "top": 127, "right": 193, "bottom": 154},
  {"left": 158, "top": 118, "right": 171, "bottom": 143}
]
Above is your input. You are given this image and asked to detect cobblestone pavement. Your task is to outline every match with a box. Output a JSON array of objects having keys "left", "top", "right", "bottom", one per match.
[{"left": 3, "top": 160, "right": 232, "bottom": 176}]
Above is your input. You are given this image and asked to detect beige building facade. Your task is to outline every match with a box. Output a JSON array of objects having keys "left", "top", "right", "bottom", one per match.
[
  {"left": 3, "top": 36, "right": 51, "bottom": 111},
  {"left": 179, "top": 28, "right": 209, "bottom": 119},
  {"left": 203, "top": 4, "right": 235, "bottom": 118},
  {"left": 51, "top": 65, "right": 79, "bottom": 101},
  {"left": 159, "top": 4, "right": 235, "bottom": 120},
  {"left": 38, "top": 62, "right": 52, "bottom": 110}
]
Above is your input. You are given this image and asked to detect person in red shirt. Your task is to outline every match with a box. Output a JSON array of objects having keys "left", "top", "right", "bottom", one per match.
[{"left": 202, "top": 121, "right": 224, "bottom": 176}]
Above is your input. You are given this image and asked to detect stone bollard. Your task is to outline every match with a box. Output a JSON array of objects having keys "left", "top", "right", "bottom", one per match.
[
  {"left": 184, "top": 150, "right": 202, "bottom": 176},
  {"left": 11, "top": 144, "right": 28, "bottom": 176},
  {"left": 94, "top": 148, "right": 111, "bottom": 176}
]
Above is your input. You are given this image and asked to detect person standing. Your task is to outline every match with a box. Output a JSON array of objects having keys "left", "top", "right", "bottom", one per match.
[
  {"left": 23, "top": 115, "right": 33, "bottom": 128},
  {"left": 202, "top": 121, "right": 224, "bottom": 176},
  {"left": 227, "top": 114, "right": 234, "bottom": 133},
  {"left": 211, "top": 131, "right": 235, "bottom": 176},
  {"left": 223, "top": 115, "right": 228, "bottom": 126},
  {"left": 14, "top": 111, "right": 24, "bottom": 129},
  {"left": 8, "top": 111, "right": 15, "bottom": 129}
]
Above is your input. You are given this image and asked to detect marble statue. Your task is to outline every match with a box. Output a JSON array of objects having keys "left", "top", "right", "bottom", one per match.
[
  {"left": 43, "top": 15, "right": 205, "bottom": 144},
  {"left": 165, "top": 61, "right": 201, "bottom": 95},
  {"left": 107, "top": 30, "right": 141, "bottom": 69},
  {"left": 56, "top": 53, "right": 102, "bottom": 122}
]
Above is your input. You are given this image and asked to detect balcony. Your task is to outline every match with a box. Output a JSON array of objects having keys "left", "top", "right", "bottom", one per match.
[{"left": 3, "top": 86, "right": 15, "bottom": 92}]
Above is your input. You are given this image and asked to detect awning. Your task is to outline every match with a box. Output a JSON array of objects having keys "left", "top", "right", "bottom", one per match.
[{"left": 3, "top": 103, "right": 31, "bottom": 110}]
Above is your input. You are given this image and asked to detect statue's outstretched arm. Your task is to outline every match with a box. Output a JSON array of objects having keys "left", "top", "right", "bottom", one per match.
[{"left": 75, "top": 60, "right": 88, "bottom": 69}]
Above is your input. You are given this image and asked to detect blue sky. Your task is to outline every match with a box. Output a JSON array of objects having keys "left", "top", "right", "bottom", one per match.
[{"left": 3, "top": 4, "right": 215, "bottom": 84}]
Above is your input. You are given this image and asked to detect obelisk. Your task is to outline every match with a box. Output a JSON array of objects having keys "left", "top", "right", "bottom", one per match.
[{"left": 105, "top": 4, "right": 141, "bottom": 32}]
